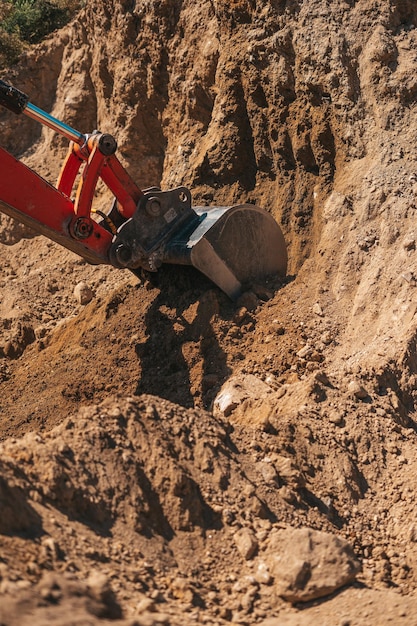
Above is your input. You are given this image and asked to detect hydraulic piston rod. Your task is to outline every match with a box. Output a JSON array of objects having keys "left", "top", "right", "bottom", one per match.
[{"left": 0, "top": 79, "right": 85, "bottom": 145}]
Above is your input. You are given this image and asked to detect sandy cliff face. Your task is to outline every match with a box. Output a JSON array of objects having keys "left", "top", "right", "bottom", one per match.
[{"left": 2, "top": 1, "right": 417, "bottom": 624}]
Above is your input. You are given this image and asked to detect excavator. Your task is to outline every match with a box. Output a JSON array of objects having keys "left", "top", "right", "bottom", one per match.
[{"left": 0, "top": 79, "right": 287, "bottom": 300}]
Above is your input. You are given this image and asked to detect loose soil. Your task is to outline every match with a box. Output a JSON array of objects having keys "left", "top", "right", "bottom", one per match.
[{"left": 2, "top": 1, "right": 417, "bottom": 624}]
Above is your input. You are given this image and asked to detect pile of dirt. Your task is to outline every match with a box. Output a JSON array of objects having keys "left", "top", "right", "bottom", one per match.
[{"left": 2, "top": 0, "right": 417, "bottom": 623}]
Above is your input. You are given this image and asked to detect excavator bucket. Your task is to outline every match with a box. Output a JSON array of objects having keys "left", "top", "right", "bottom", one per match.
[
  {"left": 108, "top": 187, "right": 287, "bottom": 299},
  {"left": 0, "top": 79, "right": 287, "bottom": 299},
  {"left": 164, "top": 204, "right": 287, "bottom": 299}
]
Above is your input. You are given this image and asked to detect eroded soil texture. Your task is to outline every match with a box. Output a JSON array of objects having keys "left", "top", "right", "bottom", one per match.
[{"left": 2, "top": 1, "right": 417, "bottom": 624}]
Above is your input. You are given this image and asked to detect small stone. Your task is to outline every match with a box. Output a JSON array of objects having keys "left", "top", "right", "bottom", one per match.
[
  {"left": 403, "top": 236, "right": 416, "bottom": 251},
  {"left": 3, "top": 341, "right": 14, "bottom": 358},
  {"left": 74, "top": 281, "right": 94, "bottom": 305},
  {"left": 213, "top": 374, "right": 274, "bottom": 418},
  {"left": 170, "top": 577, "right": 194, "bottom": 603},
  {"left": 264, "top": 374, "right": 279, "bottom": 387},
  {"left": 41, "top": 536, "right": 60, "bottom": 560},
  {"left": 87, "top": 571, "right": 122, "bottom": 618},
  {"left": 234, "top": 528, "right": 258, "bottom": 560},
  {"left": 328, "top": 410, "right": 344, "bottom": 426},
  {"left": 254, "top": 561, "right": 272, "bottom": 584},
  {"left": 401, "top": 271, "right": 416, "bottom": 285},
  {"left": 275, "top": 386, "right": 287, "bottom": 399},
  {"left": 275, "top": 455, "right": 305, "bottom": 488},
  {"left": 234, "top": 307, "right": 249, "bottom": 324},
  {"left": 87, "top": 571, "right": 111, "bottom": 601},
  {"left": 310, "top": 350, "right": 324, "bottom": 363},
  {"left": 348, "top": 380, "right": 369, "bottom": 400},
  {"left": 213, "top": 391, "right": 239, "bottom": 417},
  {"left": 15, "top": 579, "right": 31, "bottom": 590},
  {"left": 241, "top": 589, "right": 255, "bottom": 611},
  {"left": 26, "top": 561, "right": 39, "bottom": 575},
  {"left": 278, "top": 485, "right": 298, "bottom": 504},
  {"left": 38, "top": 573, "right": 63, "bottom": 602},
  {"left": 321, "top": 331, "right": 333, "bottom": 345},
  {"left": 313, "top": 302, "right": 324, "bottom": 316},
  {"left": 297, "top": 345, "right": 312, "bottom": 359},
  {"left": 259, "top": 462, "right": 279, "bottom": 485},
  {"left": 222, "top": 508, "right": 235, "bottom": 525}
]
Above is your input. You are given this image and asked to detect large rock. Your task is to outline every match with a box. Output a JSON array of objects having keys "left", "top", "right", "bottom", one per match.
[
  {"left": 266, "top": 527, "right": 360, "bottom": 603},
  {"left": 212, "top": 374, "right": 275, "bottom": 423}
]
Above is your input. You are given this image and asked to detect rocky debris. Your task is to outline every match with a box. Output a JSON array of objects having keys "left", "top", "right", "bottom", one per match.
[
  {"left": 0, "top": 394, "right": 367, "bottom": 624},
  {"left": 234, "top": 527, "right": 259, "bottom": 560},
  {"left": 73, "top": 281, "right": 94, "bottom": 305},
  {"left": 213, "top": 374, "right": 275, "bottom": 418},
  {"left": 347, "top": 379, "right": 369, "bottom": 400},
  {"left": 0, "top": 395, "right": 233, "bottom": 535},
  {"left": 0, "top": 571, "right": 171, "bottom": 626},
  {"left": 265, "top": 527, "right": 360, "bottom": 603},
  {"left": 0, "top": 319, "right": 35, "bottom": 359}
]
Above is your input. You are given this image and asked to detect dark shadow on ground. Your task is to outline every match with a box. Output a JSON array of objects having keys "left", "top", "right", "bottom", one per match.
[{"left": 134, "top": 266, "right": 232, "bottom": 408}]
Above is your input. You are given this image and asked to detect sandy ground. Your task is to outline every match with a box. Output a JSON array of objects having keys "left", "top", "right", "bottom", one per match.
[{"left": 2, "top": 1, "right": 417, "bottom": 624}]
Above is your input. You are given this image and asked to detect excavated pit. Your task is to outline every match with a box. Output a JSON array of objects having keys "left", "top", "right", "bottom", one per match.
[{"left": 2, "top": 1, "right": 417, "bottom": 624}]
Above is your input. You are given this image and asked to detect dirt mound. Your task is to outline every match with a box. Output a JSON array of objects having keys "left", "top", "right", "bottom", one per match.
[
  {"left": 2, "top": 0, "right": 417, "bottom": 623},
  {"left": 0, "top": 394, "right": 387, "bottom": 623}
]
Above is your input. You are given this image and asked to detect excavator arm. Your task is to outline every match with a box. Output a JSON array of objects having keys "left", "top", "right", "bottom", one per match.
[{"left": 0, "top": 80, "right": 287, "bottom": 299}]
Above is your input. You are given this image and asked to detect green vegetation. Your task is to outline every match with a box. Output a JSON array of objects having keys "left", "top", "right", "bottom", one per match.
[{"left": 0, "top": 0, "right": 83, "bottom": 68}]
